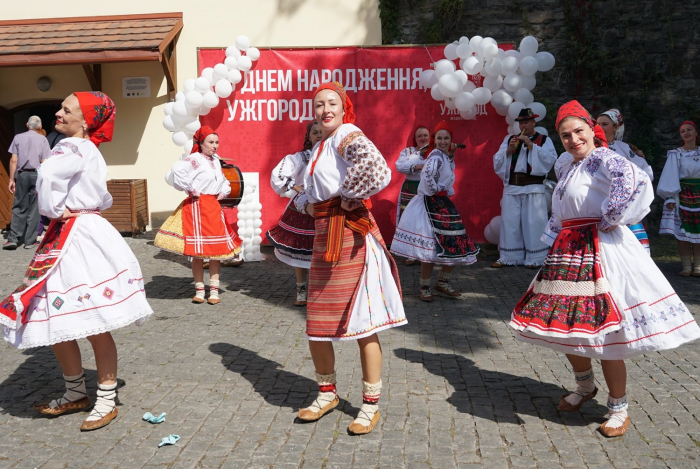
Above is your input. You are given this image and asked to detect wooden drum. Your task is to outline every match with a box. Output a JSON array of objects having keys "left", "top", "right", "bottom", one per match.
[{"left": 220, "top": 162, "right": 245, "bottom": 208}]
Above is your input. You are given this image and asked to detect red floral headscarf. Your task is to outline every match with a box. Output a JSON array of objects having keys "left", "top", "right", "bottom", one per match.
[
  {"left": 411, "top": 124, "right": 430, "bottom": 147},
  {"left": 312, "top": 82, "right": 356, "bottom": 124},
  {"left": 679, "top": 120, "right": 699, "bottom": 145},
  {"left": 555, "top": 100, "right": 608, "bottom": 148},
  {"left": 73, "top": 91, "right": 115, "bottom": 147},
  {"left": 191, "top": 125, "right": 217, "bottom": 154}
]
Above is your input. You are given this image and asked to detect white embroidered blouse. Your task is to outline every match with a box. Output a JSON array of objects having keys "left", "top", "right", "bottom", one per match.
[
  {"left": 417, "top": 149, "right": 455, "bottom": 197},
  {"left": 493, "top": 133, "right": 558, "bottom": 195},
  {"left": 607, "top": 140, "right": 653, "bottom": 181},
  {"left": 172, "top": 152, "right": 231, "bottom": 198},
  {"left": 395, "top": 147, "right": 425, "bottom": 181},
  {"left": 36, "top": 138, "right": 113, "bottom": 218},
  {"left": 657, "top": 147, "right": 700, "bottom": 206}
]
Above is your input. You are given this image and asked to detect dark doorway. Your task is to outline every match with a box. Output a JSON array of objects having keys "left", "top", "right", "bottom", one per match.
[{"left": 13, "top": 103, "right": 61, "bottom": 135}]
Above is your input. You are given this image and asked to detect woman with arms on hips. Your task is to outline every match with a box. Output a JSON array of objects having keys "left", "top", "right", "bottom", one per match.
[
  {"left": 657, "top": 121, "right": 700, "bottom": 276},
  {"left": 0, "top": 92, "right": 153, "bottom": 431},
  {"left": 296, "top": 82, "right": 407, "bottom": 435},
  {"left": 597, "top": 108, "right": 653, "bottom": 254},
  {"left": 395, "top": 125, "right": 431, "bottom": 265},
  {"left": 511, "top": 101, "right": 700, "bottom": 437},
  {"left": 155, "top": 126, "right": 242, "bottom": 304},
  {"left": 390, "top": 122, "right": 480, "bottom": 302},
  {"left": 267, "top": 122, "right": 323, "bottom": 306}
]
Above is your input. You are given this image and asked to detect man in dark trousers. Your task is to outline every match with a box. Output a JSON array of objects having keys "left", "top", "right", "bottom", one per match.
[{"left": 4, "top": 116, "right": 51, "bottom": 250}]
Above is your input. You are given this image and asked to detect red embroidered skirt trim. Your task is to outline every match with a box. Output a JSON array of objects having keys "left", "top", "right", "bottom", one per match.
[{"left": 510, "top": 217, "right": 623, "bottom": 338}]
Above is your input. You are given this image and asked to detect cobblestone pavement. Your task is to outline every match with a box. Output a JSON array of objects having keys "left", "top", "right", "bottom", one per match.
[{"left": 0, "top": 233, "right": 699, "bottom": 469}]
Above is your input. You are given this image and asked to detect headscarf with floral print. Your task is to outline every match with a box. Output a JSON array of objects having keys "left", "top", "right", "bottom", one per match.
[
  {"left": 191, "top": 126, "right": 217, "bottom": 155},
  {"left": 599, "top": 108, "right": 625, "bottom": 142},
  {"left": 73, "top": 91, "right": 116, "bottom": 147},
  {"left": 312, "top": 82, "right": 356, "bottom": 124},
  {"left": 555, "top": 100, "right": 608, "bottom": 148}
]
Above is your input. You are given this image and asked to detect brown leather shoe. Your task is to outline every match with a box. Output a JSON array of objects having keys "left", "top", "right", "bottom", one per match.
[
  {"left": 419, "top": 287, "right": 433, "bottom": 302},
  {"left": 434, "top": 282, "right": 461, "bottom": 297},
  {"left": 192, "top": 296, "right": 205, "bottom": 304},
  {"left": 297, "top": 395, "right": 339, "bottom": 422},
  {"left": 80, "top": 408, "right": 118, "bottom": 431},
  {"left": 490, "top": 261, "right": 507, "bottom": 268},
  {"left": 599, "top": 416, "right": 630, "bottom": 437},
  {"left": 223, "top": 258, "right": 244, "bottom": 267},
  {"left": 207, "top": 297, "right": 221, "bottom": 305},
  {"left": 558, "top": 387, "right": 598, "bottom": 412},
  {"left": 34, "top": 397, "right": 91, "bottom": 416},
  {"left": 348, "top": 411, "right": 380, "bottom": 435}
]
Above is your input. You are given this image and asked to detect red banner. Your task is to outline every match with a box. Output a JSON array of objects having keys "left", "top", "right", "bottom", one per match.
[{"left": 199, "top": 46, "right": 510, "bottom": 244}]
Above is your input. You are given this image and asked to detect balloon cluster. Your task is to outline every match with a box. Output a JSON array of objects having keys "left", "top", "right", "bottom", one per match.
[
  {"left": 420, "top": 36, "right": 555, "bottom": 135},
  {"left": 235, "top": 181, "right": 264, "bottom": 262},
  {"left": 162, "top": 35, "right": 259, "bottom": 149},
  {"left": 483, "top": 216, "right": 502, "bottom": 245}
]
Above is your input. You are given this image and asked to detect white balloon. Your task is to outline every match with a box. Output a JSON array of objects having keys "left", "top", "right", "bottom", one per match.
[
  {"left": 253, "top": 235, "right": 262, "bottom": 245},
  {"left": 483, "top": 75, "right": 503, "bottom": 92},
  {"left": 504, "top": 50, "right": 522, "bottom": 61},
  {"left": 535, "top": 51, "right": 556, "bottom": 72},
  {"left": 175, "top": 91, "right": 186, "bottom": 102},
  {"left": 245, "top": 252, "right": 255, "bottom": 261},
  {"left": 198, "top": 105, "right": 211, "bottom": 116},
  {"left": 236, "top": 35, "right": 251, "bottom": 52},
  {"left": 162, "top": 115, "right": 176, "bottom": 132},
  {"left": 506, "top": 114, "right": 516, "bottom": 125},
  {"left": 459, "top": 36, "right": 469, "bottom": 44},
  {"left": 484, "top": 58, "right": 503, "bottom": 76},
  {"left": 495, "top": 105, "right": 509, "bottom": 116},
  {"left": 501, "top": 56, "right": 519, "bottom": 75},
  {"left": 420, "top": 69, "right": 438, "bottom": 89},
  {"left": 460, "top": 107, "right": 478, "bottom": 120},
  {"left": 462, "top": 81, "right": 476, "bottom": 93},
  {"left": 185, "top": 90, "right": 204, "bottom": 108},
  {"left": 185, "top": 140, "right": 194, "bottom": 154},
  {"left": 469, "top": 35, "right": 483, "bottom": 51},
  {"left": 455, "top": 92, "right": 475, "bottom": 112},
  {"left": 482, "top": 42, "right": 499, "bottom": 60},
  {"left": 165, "top": 170, "right": 174, "bottom": 186},
  {"left": 503, "top": 73, "right": 523, "bottom": 92},
  {"left": 163, "top": 102, "right": 174, "bottom": 116},
  {"left": 456, "top": 43, "right": 473, "bottom": 59},
  {"left": 472, "top": 87, "right": 492, "bottom": 106},
  {"left": 237, "top": 56, "right": 252, "bottom": 72},
  {"left": 444, "top": 43, "right": 459, "bottom": 61},
  {"left": 236, "top": 219, "right": 245, "bottom": 228},
  {"left": 226, "top": 46, "right": 242, "bottom": 59},
  {"left": 454, "top": 70, "right": 469, "bottom": 87},
  {"left": 253, "top": 219, "right": 263, "bottom": 228},
  {"left": 508, "top": 101, "right": 526, "bottom": 119},
  {"left": 254, "top": 228, "right": 262, "bottom": 235},
  {"left": 438, "top": 73, "right": 462, "bottom": 98},
  {"left": 434, "top": 59, "right": 456, "bottom": 78},
  {"left": 184, "top": 119, "right": 201, "bottom": 134},
  {"left": 463, "top": 56, "right": 483, "bottom": 75},
  {"left": 246, "top": 47, "right": 261, "bottom": 61},
  {"left": 213, "top": 63, "right": 229, "bottom": 80},
  {"left": 483, "top": 216, "right": 501, "bottom": 245},
  {"left": 172, "top": 131, "right": 188, "bottom": 147},
  {"left": 215, "top": 79, "right": 233, "bottom": 98},
  {"left": 201, "top": 68, "right": 215, "bottom": 86},
  {"left": 491, "top": 89, "right": 514, "bottom": 109},
  {"left": 520, "top": 74, "right": 537, "bottom": 91},
  {"left": 514, "top": 88, "right": 534, "bottom": 105},
  {"left": 530, "top": 102, "right": 547, "bottom": 121},
  {"left": 225, "top": 57, "right": 239, "bottom": 71},
  {"left": 497, "top": 48, "right": 506, "bottom": 61},
  {"left": 173, "top": 100, "right": 189, "bottom": 117},
  {"left": 244, "top": 227, "right": 254, "bottom": 236},
  {"left": 445, "top": 97, "right": 457, "bottom": 110},
  {"left": 202, "top": 91, "right": 219, "bottom": 109},
  {"left": 182, "top": 79, "right": 196, "bottom": 93},
  {"left": 253, "top": 210, "right": 262, "bottom": 219},
  {"left": 519, "top": 36, "right": 539, "bottom": 57},
  {"left": 228, "top": 69, "right": 243, "bottom": 85},
  {"left": 519, "top": 56, "right": 539, "bottom": 76},
  {"left": 195, "top": 77, "right": 211, "bottom": 94},
  {"left": 430, "top": 83, "right": 445, "bottom": 101},
  {"left": 535, "top": 126, "right": 549, "bottom": 136}
]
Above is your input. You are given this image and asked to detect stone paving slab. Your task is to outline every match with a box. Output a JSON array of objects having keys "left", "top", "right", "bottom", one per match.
[{"left": 0, "top": 234, "right": 699, "bottom": 468}]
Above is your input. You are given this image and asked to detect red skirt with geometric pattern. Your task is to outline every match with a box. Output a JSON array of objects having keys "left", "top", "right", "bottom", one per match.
[{"left": 266, "top": 196, "right": 315, "bottom": 255}]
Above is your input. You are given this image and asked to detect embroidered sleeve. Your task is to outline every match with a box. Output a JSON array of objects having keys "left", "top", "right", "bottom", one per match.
[
  {"left": 657, "top": 150, "right": 681, "bottom": 202},
  {"left": 338, "top": 131, "right": 391, "bottom": 199},
  {"left": 597, "top": 152, "right": 653, "bottom": 228},
  {"left": 172, "top": 157, "right": 197, "bottom": 194},
  {"left": 270, "top": 152, "right": 304, "bottom": 195},
  {"left": 36, "top": 143, "right": 87, "bottom": 218},
  {"left": 422, "top": 151, "right": 445, "bottom": 195},
  {"left": 395, "top": 147, "right": 414, "bottom": 175}
]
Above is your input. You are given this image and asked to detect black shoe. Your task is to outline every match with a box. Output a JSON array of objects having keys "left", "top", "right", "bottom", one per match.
[
  {"left": 3, "top": 241, "right": 17, "bottom": 250},
  {"left": 24, "top": 242, "right": 40, "bottom": 250}
]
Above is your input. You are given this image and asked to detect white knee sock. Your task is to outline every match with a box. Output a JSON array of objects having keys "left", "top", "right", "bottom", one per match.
[
  {"left": 564, "top": 367, "right": 596, "bottom": 406},
  {"left": 605, "top": 394, "right": 628, "bottom": 429},
  {"left": 49, "top": 372, "right": 87, "bottom": 408},
  {"left": 437, "top": 270, "right": 452, "bottom": 283},
  {"left": 352, "top": 380, "right": 381, "bottom": 427},
  {"left": 303, "top": 372, "right": 337, "bottom": 413},
  {"left": 209, "top": 279, "right": 220, "bottom": 300},
  {"left": 420, "top": 278, "right": 431, "bottom": 288},
  {"left": 85, "top": 382, "right": 117, "bottom": 421},
  {"left": 194, "top": 282, "right": 205, "bottom": 300}
]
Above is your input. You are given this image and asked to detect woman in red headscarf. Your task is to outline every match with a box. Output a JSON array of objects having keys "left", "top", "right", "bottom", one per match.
[
  {"left": 0, "top": 92, "right": 153, "bottom": 431},
  {"left": 394, "top": 125, "right": 431, "bottom": 266},
  {"left": 510, "top": 100, "right": 700, "bottom": 437},
  {"left": 658, "top": 121, "right": 700, "bottom": 275},
  {"left": 155, "top": 126, "right": 242, "bottom": 304},
  {"left": 294, "top": 82, "right": 406, "bottom": 435},
  {"left": 391, "top": 121, "right": 480, "bottom": 302}
]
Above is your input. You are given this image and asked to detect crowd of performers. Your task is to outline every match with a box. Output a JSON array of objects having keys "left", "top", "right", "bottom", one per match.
[{"left": 0, "top": 83, "right": 699, "bottom": 440}]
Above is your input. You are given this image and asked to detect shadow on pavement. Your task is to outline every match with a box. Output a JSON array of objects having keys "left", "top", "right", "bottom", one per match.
[{"left": 394, "top": 347, "right": 607, "bottom": 426}]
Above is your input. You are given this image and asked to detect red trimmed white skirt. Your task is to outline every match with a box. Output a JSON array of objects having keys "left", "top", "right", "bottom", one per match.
[
  {"left": 510, "top": 218, "right": 700, "bottom": 359},
  {"left": 155, "top": 195, "right": 242, "bottom": 260}
]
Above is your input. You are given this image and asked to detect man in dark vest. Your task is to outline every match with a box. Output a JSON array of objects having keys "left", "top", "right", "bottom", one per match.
[{"left": 491, "top": 108, "right": 557, "bottom": 268}]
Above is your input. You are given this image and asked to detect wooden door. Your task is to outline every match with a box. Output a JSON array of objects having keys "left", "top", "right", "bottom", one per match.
[{"left": 0, "top": 106, "right": 13, "bottom": 228}]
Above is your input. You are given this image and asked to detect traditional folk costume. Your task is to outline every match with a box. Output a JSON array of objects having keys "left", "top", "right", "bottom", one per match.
[
  {"left": 297, "top": 82, "right": 406, "bottom": 435},
  {"left": 394, "top": 125, "right": 429, "bottom": 225},
  {"left": 267, "top": 126, "right": 316, "bottom": 305},
  {"left": 493, "top": 108, "right": 557, "bottom": 267},
  {"left": 155, "top": 126, "right": 242, "bottom": 302},
  {"left": 511, "top": 101, "right": 700, "bottom": 437},
  {"left": 0, "top": 92, "right": 153, "bottom": 429}
]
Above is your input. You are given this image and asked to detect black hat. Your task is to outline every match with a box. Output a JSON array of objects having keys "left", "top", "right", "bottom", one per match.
[{"left": 515, "top": 108, "right": 539, "bottom": 122}]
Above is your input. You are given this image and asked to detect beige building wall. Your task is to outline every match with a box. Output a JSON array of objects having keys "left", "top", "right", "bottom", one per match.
[{"left": 1, "top": 1, "right": 381, "bottom": 226}]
